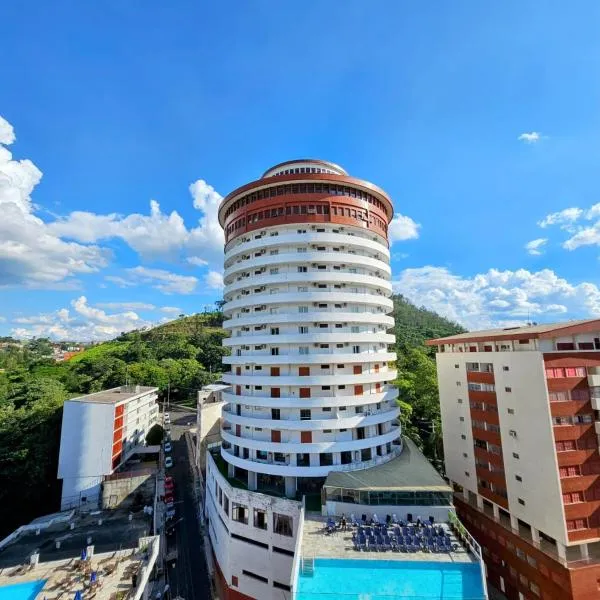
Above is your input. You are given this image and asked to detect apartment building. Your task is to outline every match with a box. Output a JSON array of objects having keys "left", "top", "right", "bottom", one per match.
[
  {"left": 428, "top": 319, "right": 600, "bottom": 599},
  {"left": 57, "top": 385, "right": 159, "bottom": 510}
]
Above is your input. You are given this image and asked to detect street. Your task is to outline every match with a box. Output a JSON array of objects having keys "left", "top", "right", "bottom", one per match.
[{"left": 164, "top": 406, "right": 212, "bottom": 600}]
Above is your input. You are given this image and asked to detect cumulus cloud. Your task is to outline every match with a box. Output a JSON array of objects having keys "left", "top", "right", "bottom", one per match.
[
  {"left": 538, "top": 207, "right": 583, "bottom": 229},
  {"left": 393, "top": 266, "right": 600, "bottom": 330},
  {"left": 160, "top": 306, "right": 183, "bottom": 314},
  {"left": 49, "top": 179, "right": 225, "bottom": 267},
  {"left": 525, "top": 238, "right": 548, "bottom": 256},
  {"left": 0, "top": 116, "right": 110, "bottom": 288},
  {"left": 106, "top": 266, "right": 198, "bottom": 295},
  {"left": 536, "top": 201, "right": 600, "bottom": 251},
  {"left": 388, "top": 213, "right": 420, "bottom": 243},
  {"left": 518, "top": 131, "right": 542, "bottom": 143},
  {"left": 10, "top": 296, "right": 153, "bottom": 341},
  {"left": 204, "top": 270, "right": 224, "bottom": 290},
  {"left": 96, "top": 301, "right": 156, "bottom": 311}
]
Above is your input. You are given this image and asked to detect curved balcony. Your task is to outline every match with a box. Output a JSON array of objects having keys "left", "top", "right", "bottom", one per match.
[
  {"left": 223, "top": 311, "right": 394, "bottom": 330},
  {"left": 220, "top": 441, "right": 403, "bottom": 478},
  {"left": 223, "top": 292, "right": 393, "bottom": 314},
  {"left": 222, "top": 405, "right": 400, "bottom": 431},
  {"left": 224, "top": 332, "right": 396, "bottom": 347},
  {"left": 221, "top": 425, "right": 400, "bottom": 455},
  {"left": 224, "top": 231, "right": 391, "bottom": 263},
  {"left": 224, "top": 251, "right": 391, "bottom": 280},
  {"left": 223, "top": 352, "right": 397, "bottom": 366},
  {"left": 222, "top": 387, "right": 399, "bottom": 408},
  {"left": 223, "top": 272, "right": 393, "bottom": 296},
  {"left": 222, "top": 370, "right": 398, "bottom": 387}
]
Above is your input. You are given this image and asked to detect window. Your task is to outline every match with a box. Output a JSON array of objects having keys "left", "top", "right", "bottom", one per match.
[
  {"left": 242, "top": 570, "right": 268, "bottom": 583},
  {"left": 299, "top": 347, "right": 309, "bottom": 355},
  {"left": 513, "top": 452, "right": 519, "bottom": 459},
  {"left": 515, "top": 475, "right": 522, "bottom": 482},
  {"left": 271, "top": 327, "right": 279, "bottom": 335},
  {"left": 273, "top": 513, "right": 293, "bottom": 537},
  {"left": 232, "top": 502, "right": 248, "bottom": 524},
  {"left": 352, "top": 345, "right": 360, "bottom": 354},
  {"left": 457, "top": 398, "right": 463, "bottom": 404},
  {"left": 300, "top": 409, "right": 311, "bottom": 420},
  {"left": 299, "top": 306, "right": 308, "bottom": 313},
  {"left": 273, "top": 581, "right": 291, "bottom": 592},
  {"left": 507, "top": 408, "right": 515, "bottom": 415},
  {"left": 271, "top": 347, "right": 279, "bottom": 356},
  {"left": 270, "top": 268, "right": 279, "bottom": 274},
  {"left": 503, "top": 366, "right": 509, "bottom": 371},
  {"left": 254, "top": 509, "right": 267, "bottom": 530},
  {"left": 505, "top": 387, "right": 512, "bottom": 393},
  {"left": 298, "top": 266, "right": 307, "bottom": 272}
]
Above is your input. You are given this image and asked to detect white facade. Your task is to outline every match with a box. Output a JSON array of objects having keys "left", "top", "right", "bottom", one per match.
[
  {"left": 221, "top": 220, "right": 399, "bottom": 495},
  {"left": 57, "top": 385, "right": 159, "bottom": 510},
  {"left": 205, "top": 452, "right": 303, "bottom": 599},
  {"left": 437, "top": 351, "right": 568, "bottom": 544}
]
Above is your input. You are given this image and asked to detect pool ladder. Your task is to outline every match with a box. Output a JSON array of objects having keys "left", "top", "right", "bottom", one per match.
[{"left": 301, "top": 556, "right": 315, "bottom": 577}]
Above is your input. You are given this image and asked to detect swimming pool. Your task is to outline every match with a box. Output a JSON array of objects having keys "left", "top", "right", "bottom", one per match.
[
  {"left": 0, "top": 581, "right": 46, "bottom": 600},
  {"left": 296, "top": 559, "right": 485, "bottom": 599}
]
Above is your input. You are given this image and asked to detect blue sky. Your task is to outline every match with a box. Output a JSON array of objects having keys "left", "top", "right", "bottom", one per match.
[{"left": 2, "top": 1, "right": 600, "bottom": 340}]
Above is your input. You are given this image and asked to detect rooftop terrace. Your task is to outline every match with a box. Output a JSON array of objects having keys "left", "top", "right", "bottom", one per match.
[{"left": 68, "top": 385, "right": 158, "bottom": 405}]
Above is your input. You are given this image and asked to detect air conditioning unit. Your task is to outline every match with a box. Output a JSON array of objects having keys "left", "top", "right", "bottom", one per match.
[{"left": 509, "top": 430, "right": 517, "bottom": 438}]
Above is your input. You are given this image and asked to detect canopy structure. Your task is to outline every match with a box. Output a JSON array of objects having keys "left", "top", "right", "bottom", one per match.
[{"left": 323, "top": 438, "right": 452, "bottom": 507}]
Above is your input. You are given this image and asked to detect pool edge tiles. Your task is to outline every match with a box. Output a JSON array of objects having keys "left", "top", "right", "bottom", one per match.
[
  {"left": 297, "top": 559, "right": 486, "bottom": 600},
  {"left": 0, "top": 580, "right": 47, "bottom": 600}
]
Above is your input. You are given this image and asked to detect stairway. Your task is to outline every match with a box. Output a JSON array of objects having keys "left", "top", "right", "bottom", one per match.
[{"left": 301, "top": 556, "right": 315, "bottom": 577}]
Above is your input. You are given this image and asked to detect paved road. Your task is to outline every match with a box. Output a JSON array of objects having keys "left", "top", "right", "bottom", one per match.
[{"left": 164, "top": 406, "right": 211, "bottom": 600}]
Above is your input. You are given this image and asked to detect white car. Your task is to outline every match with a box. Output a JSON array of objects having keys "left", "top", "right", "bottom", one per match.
[
  {"left": 164, "top": 442, "right": 172, "bottom": 453},
  {"left": 165, "top": 456, "right": 174, "bottom": 469},
  {"left": 164, "top": 413, "right": 171, "bottom": 424}
]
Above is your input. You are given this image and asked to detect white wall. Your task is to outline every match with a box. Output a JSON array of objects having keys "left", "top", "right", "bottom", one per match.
[
  {"left": 324, "top": 501, "right": 451, "bottom": 523},
  {"left": 58, "top": 401, "right": 115, "bottom": 509},
  {"left": 205, "top": 453, "right": 302, "bottom": 600},
  {"left": 493, "top": 351, "right": 567, "bottom": 544},
  {"left": 436, "top": 353, "right": 477, "bottom": 493}
]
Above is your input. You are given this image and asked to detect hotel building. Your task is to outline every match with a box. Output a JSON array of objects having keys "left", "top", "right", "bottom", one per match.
[
  {"left": 201, "top": 160, "right": 486, "bottom": 600},
  {"left": 57, "top": 385, "right": 159, "bottom": 510},
  {"left": 428, "top": 320, "right": 600, "bottom": 599}
]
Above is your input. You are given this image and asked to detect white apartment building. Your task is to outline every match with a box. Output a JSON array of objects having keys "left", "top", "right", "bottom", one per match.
[
  {"left": 57, "top": 385, "right": 159, "bottom": 510},
  {"left": 428, "top": 320, "right": 600, "bottom": 599}
]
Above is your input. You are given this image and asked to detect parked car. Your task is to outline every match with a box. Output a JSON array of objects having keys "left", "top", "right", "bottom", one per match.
[
  {"left": 165, "top": 480, "right": 175, "bottom": 492},
  {"left": 164, "top": 494, "right": 174, "bottom": 504},
  {"left": 165, "top": 456, "right": 173, "bottom": 468},
  {"left": 164, "top": 475, "right": 174, "bottom": 486},
  {"left": 166, "top": 509, "right": 176, "bottom": 520},
  {"left": 164, "top": 413, "right": 171, "bottom": 424},
  {"left": 164, "top": 442, "right": 172, "bottom": 453}
]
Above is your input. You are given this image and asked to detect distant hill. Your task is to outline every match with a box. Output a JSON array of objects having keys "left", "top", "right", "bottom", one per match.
[{"left": 391, "top": 294, "right": 465, "bottom": 350}]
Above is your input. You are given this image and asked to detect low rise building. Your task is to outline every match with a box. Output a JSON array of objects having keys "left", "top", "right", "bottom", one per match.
[{"left": 58, "top": 385, "right": 159, "bottom": 511}]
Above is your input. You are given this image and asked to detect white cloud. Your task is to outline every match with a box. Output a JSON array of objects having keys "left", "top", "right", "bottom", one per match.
[
  {"left": 107, "top": 266, "right": 198, "bottom": 295},
  {"left": 187, "top": 256, "right": 209, "bottom": 267},
  {"left": 0, "top": 116, "right": 110, "bottom": 288},
  {"left": 563, "top": 223, "right": 600, "bottom": 250},
  {"left": 518, "top": 131, "right": 542, "bottom": 143},
  {"left": 48, "top": 179, "right": 225, "bottom": 267},
  {"left": 538, "top": 207, "right": 583, "bottom": 229},
  {"left": 96, "top": 301, "right": 156, "bottom": 311},
  {"left": 160, "top": 306, "right": 183, "bottom": 314},
  {"left": 388, "top": 213, "right": 420, "bottom": 243},
  {"left": 204, "top": 270, "right": 224, "bottom": 290},
  {"left": 0, "top": 117, "right": 15, "bottom": 145},
  {"left": 585, "top": 203, "right": 600, "bottom": 220},
  {"left": 393, "top": 266, "right": 600, "bottom": 330},
  {"left": 525, "top": 238, "right": 548, "bottom": 256},
  {"left": 10, "top": 295, "right": 154, "bottom": 341}
]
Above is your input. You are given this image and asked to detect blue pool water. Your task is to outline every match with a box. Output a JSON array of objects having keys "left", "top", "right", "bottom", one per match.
[
  {"left": 0, "top": 581, "right": 46, "bottom": 600},
  {"left": 297, "top": 559, "right": 485, "bottom": 599}
]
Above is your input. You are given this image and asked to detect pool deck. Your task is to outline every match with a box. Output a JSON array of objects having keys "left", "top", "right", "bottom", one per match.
[
  {"left": 0, "top": 546, "right": 155, "bottom": 600},
  {"left": 301, "top": 516, "right": 477, "bottom": 564}
]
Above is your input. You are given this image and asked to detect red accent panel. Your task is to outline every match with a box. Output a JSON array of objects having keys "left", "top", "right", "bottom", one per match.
[{"left": 466, "top": 371, "right": 495, "bottom": 384}]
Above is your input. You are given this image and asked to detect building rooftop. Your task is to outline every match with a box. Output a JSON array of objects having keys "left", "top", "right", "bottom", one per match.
[
  {"left": 324, "top": 439, "right": 452, "bottom": 493},
  {"left": 426, "top": 318, "right": 600, "bottom": 345},
  {"left": 0, "top": 509, "right": 153, "bottom": 569},
  {"left": 68, "top": 385, "right": 159, "bottom": 405}
]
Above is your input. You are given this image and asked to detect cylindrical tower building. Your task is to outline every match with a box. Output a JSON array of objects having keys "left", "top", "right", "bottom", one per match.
[{"left": 218, "top": 159, "right": 400, "bottom": 498}]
